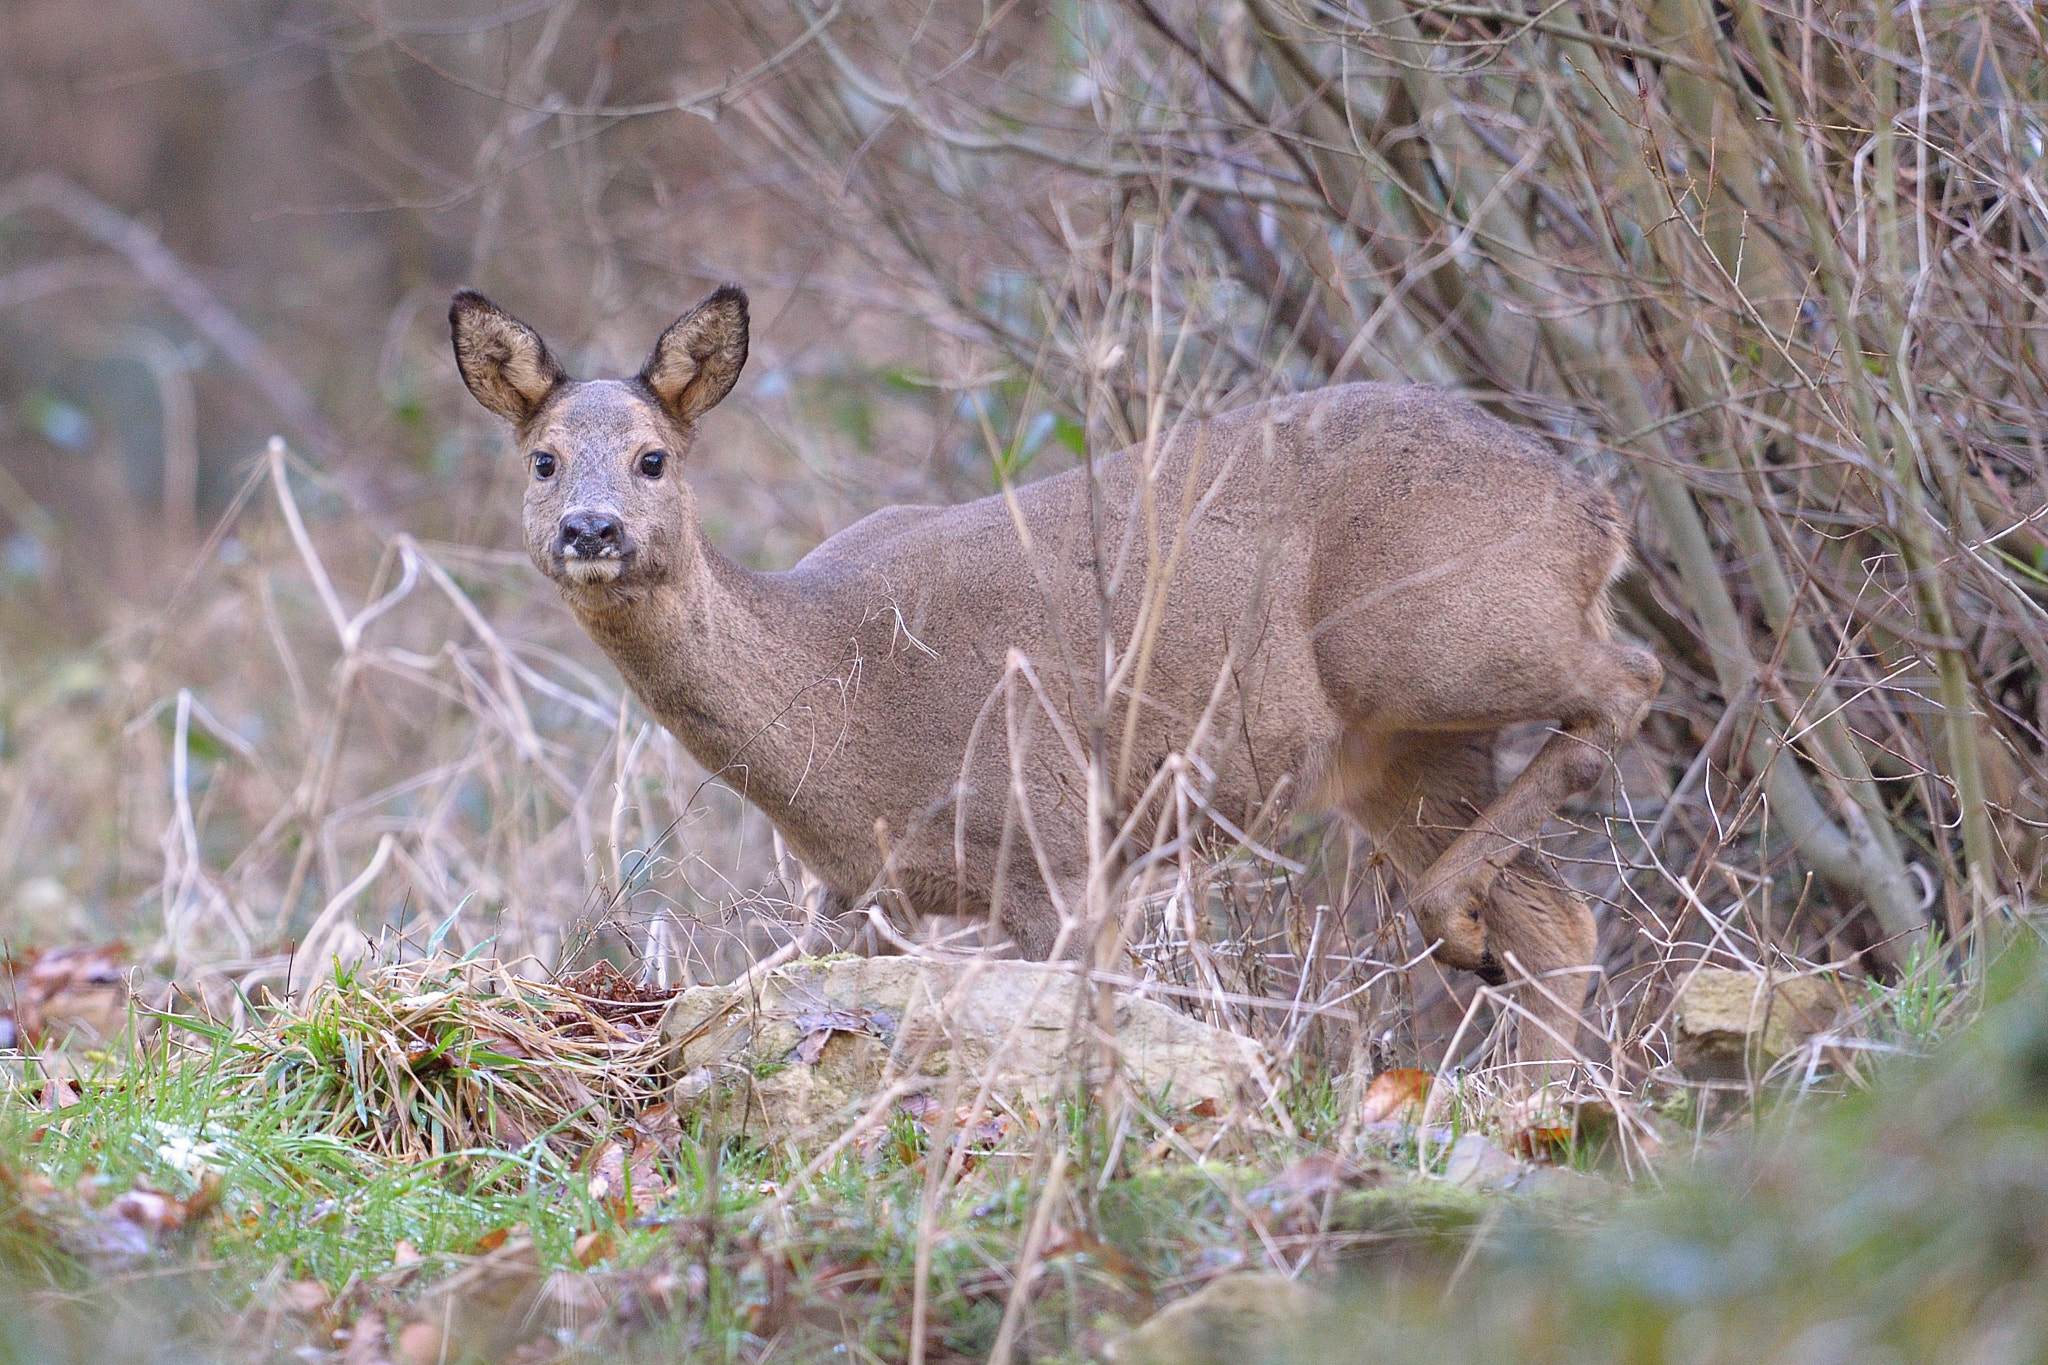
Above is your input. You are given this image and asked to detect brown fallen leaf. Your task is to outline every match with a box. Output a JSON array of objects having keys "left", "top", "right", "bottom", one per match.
[
  {"left": 392, "top": 1240, "right": 423, "bottom": 1268},
  {"left": 183, "top": 1171, "right": 223, "bottom": 1223},
  {"left": 107, "top": 1188, "right": 187, "bottom": 1238},
  {"left": 629, "top": 1101, "right": 682, "bottom": 1151},
  {"left": 1248, "top": 1152, "right": 1379, "bottom": 1209},
  {"left": 1358, "top": 1068, "right": 1432, "bottom": 1124},
  {"left": 279, "top": 1280, "right": 331, "bottom": 1317},
  {"left": 392, "top": 1320, "right": 446, "bottom": 1365},
  {"left": 468, "top": 1227, "right": 511, "bottom": 1255},
  {"left": 572, "top": 1230, "right": 616, "bottom": 1267},
  {"left": 8, "top": 944, "right": 130, "bottom": 1049},
  {"left": 791, "top": 1008, "right": 896, "bottom": 1064},
  {"left": 879, "top": 1093, "right": 1012, "bottom": 1171},
  {"left": 339, "top": 1313, "right": 393, "bottom": 1365},
  {"left": 1511, "top": 1125, "right": 1573, "bottom": 1159},
  {"left": 475, "top": 1033, "right": 529, "bottom": 1061},
  {"left": 40, "top": 1068, "right": 81, "bottom": 1112},
  {"left": 897, "top": 1092, "right": 942, "bottom": 1122},
  {"left": 555, "top": 960, "right": 639, "bottom": 1002},
  {"left": 84, "top": 1170, "right": 222, "bottom": 1262},
  {"left": 586, "top": 1139, "right": 664, "bottom": 1220}
]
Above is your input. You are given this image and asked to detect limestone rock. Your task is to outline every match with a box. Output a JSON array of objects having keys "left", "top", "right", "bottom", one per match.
[
  {"left": 1673, "top": 968, "right": 1841, "bottom": 1077},
  {"left": 659, "top": 957, "right": 1266, "bottom": 1140},
  {"left": 1443, "top": 1131, "right": 1524, "bottom": 1189},
  {"left": 1106, "top": 1273, "right": 1322, "bottom": 1365}
]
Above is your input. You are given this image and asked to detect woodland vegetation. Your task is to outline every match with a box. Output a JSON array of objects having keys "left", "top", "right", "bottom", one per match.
[{"left": 0, "top": 1, "right": 2044, "bottom": 1361}]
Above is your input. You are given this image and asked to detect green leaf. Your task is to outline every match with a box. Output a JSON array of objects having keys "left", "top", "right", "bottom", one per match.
[
  {"left": 1053, "top": 414, "right": 1087, "bottom": 456},
  {"left": 425, "top": 896, "right": 473, "bottom": 957}
]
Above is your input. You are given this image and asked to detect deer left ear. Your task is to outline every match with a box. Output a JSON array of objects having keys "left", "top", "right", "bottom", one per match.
[
  {"left": 640, "top": 285, "right": 749, "bottom": 425},
  {"left": 450, "top": 290, "right": 566, "bottom": 424}
]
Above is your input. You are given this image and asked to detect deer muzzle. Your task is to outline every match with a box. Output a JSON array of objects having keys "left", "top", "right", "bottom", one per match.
[{"left": 557, "top": 509, "right": 631, "bottom": 581}]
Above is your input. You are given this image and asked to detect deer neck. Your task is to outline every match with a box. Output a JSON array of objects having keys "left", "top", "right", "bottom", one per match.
[{"left": 564, "top": 540, "right": 822, "bottom": 788}]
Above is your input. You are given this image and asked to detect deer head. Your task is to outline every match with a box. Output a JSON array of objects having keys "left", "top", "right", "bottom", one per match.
[{"left": 449, "top": 286, "right": 749, "bottom": 602}]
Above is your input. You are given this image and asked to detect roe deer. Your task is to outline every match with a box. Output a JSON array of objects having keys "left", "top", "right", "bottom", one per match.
[{"left": 451, "top": 285, "right": 1661, "bottom": 1058}]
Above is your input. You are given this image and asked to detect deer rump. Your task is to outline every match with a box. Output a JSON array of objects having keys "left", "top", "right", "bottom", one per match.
[{"left": 452, "top": 288, "right": 1661, "bottom": 1057}]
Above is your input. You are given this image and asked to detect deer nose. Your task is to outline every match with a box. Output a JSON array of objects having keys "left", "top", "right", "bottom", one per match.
[{"left": 559, "top": 510, "right": 624, "bottom": 557}]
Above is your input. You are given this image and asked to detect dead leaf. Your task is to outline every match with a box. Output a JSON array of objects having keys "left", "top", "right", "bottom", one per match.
[
  {"left": 629, "top": 1101, "right": 682, "bottom": 1151},
  {"left": 8, "top": 945, "right": 130, "bottom": 1049},
  {"left": 555, "top": 960, "right": 638, "bottom": 1002},
  {"left": 392, "top": 1320, "right": 445, "bottom": 1365},
  {"left": 393, "top": 1240, "right": 423, "bottom": 1268},
  {"left": 897, "top": 1092, "right": 942, "bottom": 1122},
  {"left": 586, "top": 1140, "right": 664, "bottom": 1219},
  {"left": 183, "top": 1171, "right": 223, "bottom": 1223},
  {"left": 1248, "top": 1152, "right": 1378, "bottom": 1209},
  {"left": 40, "top": 1072, "right": 80, "bottom": 1112},
  {"left": 572, "top": 1230, "right": 616, "bottom": 1267},
  {"left": 476, "top": 1033, "right": 529, "bottom": 1060},
  {"left": 881, "top": 1093, "right": 1011, "bottom": 1170},
  {"left": 469, "top": 1227, "right": 510, "bottom": 1255},
  {"left": 5, "top": 1169, "right": 57, "bottom": 1200},
  {"left": 1358, "top": 1068, "right": 1432, "bottom": 1124},
  {"left": 339, "top": 1313, "right": 393, "bottom": 1365},
  {"left": 1511, "top": 1125, "right": 1573, "bottom": 1159},
  {"left": 790, "top": 1008, "right": 897, "bottom": 1064},
  {"left": 279, "top": 1280, "right": 331, "bottom": 1317},
  {"left": 107, "top": 1188, "right": 186, "bottom": 1237}
]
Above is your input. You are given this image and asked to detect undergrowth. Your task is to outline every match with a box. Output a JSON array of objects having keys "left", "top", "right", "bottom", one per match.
[{"left": 3, "top": 945, "right": 2034, "bottom": 1364}]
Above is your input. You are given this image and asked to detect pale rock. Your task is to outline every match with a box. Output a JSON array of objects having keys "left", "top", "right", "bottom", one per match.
[
  {"left": 1673, "top": 968, "right": 1841, "bottom": 1076},
  {"left": 1107, "top": 1273, "right": 1322, "bottom": 1365},
  {"left": 659, "top": 956, "right": 1266, "bottom": 1140},
  {"left": 1444, "top": 1131, "right": 1523, "bottom": 1189}
]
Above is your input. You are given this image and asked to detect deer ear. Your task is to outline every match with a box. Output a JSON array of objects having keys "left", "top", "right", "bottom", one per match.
[
  {"left": 639, "top": 285, "right": 749, "bottom": 425},
  {"left": 449, "top": 290, "right": 566, "bottom": 424}
]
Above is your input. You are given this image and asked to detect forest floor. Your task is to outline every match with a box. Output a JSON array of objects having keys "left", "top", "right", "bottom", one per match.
[{"left": 1, "top": 941, "right": 2044, "bottom": 1365}]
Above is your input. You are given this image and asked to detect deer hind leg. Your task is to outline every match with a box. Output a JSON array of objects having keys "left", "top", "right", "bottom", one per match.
[
  {"left": 1402, "top": 639, "right": 1661, "bottom": 952},
  {"left": 1340, "top": 729, "right": 1502, "bottom": 971},
  {"left": 1341, "top": 728, "right": 1606, "bottom": 1066}
]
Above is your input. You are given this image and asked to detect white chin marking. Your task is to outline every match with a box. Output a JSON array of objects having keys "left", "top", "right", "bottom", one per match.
[{"left": 562, "top": 558, "right": 624, "bottom": 584}]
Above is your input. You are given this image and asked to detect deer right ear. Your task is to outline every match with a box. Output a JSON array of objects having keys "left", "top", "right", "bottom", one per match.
[
  {"left": 449, "top": 290, "right": 567, "bottom": 424},
  {"left": 640, "top": 285, "right": 749, "bottom": 425}
]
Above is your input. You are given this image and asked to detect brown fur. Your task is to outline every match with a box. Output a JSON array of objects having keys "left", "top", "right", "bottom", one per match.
[{"left": 451, "top": 286, "right": 1662, "bottom": 1056}]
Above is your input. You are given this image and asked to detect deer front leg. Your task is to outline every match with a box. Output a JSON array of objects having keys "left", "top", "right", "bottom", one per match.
[
  {"left": 1405, "top": 642, "right": 1660, "bottom": 967},
  {"left": 1402, "top": 722, "right": 1607, "bottom": 964},
  {"left": 1482, "top": 859, "right": 1600, "bottom": 1078}
]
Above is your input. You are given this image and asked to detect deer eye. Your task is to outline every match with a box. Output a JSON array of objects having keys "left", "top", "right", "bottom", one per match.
[
  {"left": 532, "top": 451, "right": 558, "bottom": 479},
  {"left": 638, "top": 449, "right": 668, "bottom": 479}
]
